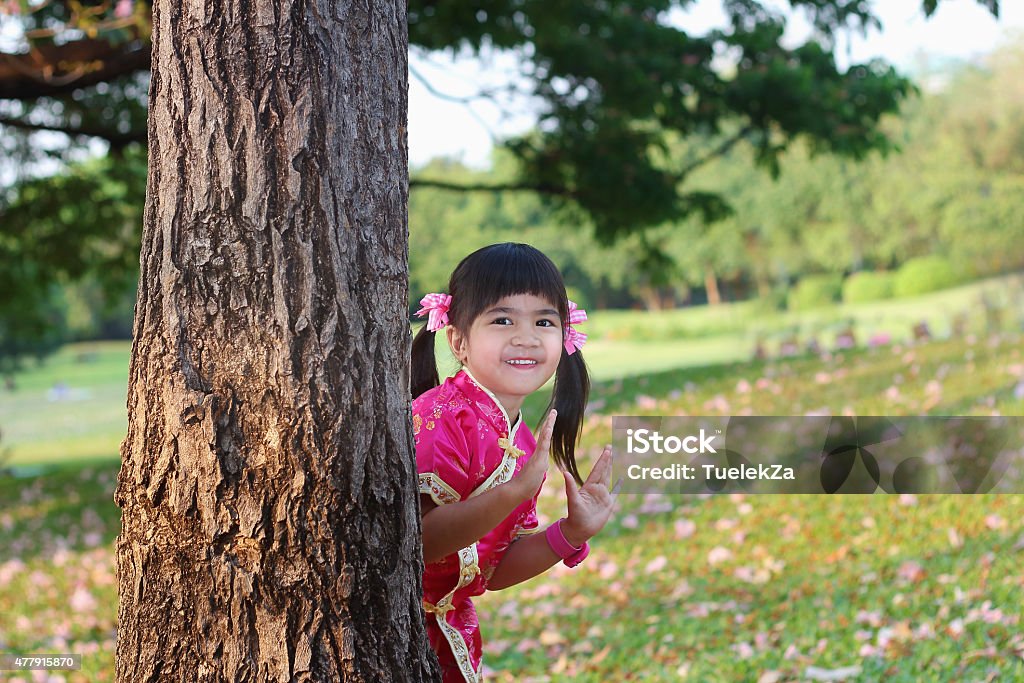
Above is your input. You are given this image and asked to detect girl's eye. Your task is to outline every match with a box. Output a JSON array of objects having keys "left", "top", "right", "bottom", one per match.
[
  {"left": 492, "top": 317, "right": 512, "bottom": 325},
  {"left": 536, "top": 319, "right": 557, "bottom": 328}
]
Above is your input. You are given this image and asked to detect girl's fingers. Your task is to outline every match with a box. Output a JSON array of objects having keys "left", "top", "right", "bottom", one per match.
[
  {"left": 599, "top": 445, "right": 613, "bottom": 487},
  {"left": 585, "top": 445, "right": 613, "bottom": 487},
  {"left": 562, "top": 468, "right": 579, "bottom": 502},
  {"left": 562, "top": 467, "right": 577, "bottom": 492},
  {"left": 538, "top": 409, "right": 557, "bottom": 451}
]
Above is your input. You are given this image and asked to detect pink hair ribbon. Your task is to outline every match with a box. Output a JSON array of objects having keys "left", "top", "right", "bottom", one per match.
[
  {"left": 564, "top": 300, "right": 588, "bottom": 355},
  {"left": 416, "top": 293, "right": 452, "bottom": 332}
]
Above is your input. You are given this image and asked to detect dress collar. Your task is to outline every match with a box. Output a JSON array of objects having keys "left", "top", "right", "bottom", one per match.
[{"left": 454, "top": 368, "right": 522, "bottom": 437}]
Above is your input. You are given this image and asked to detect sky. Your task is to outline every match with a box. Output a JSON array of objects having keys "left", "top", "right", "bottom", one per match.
[{"left": 408, "top": 0, "right": 1024, "bottom": 168}]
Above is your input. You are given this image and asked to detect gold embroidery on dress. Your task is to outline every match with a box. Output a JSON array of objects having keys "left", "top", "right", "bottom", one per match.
[
  {"left": 418, "top": 473, "right": 461, "bottom": 505},
  {"left": 514, "top": 523, "right": 542, "bottom": 539},
  {"left": 420, "top": 369, "right": 537, "bottom": 681},
  {"left": 423, "top": 544, "right": 482, "bottom": 683},
  {"left": 472, "top": 435, "right": 527, "bottom": 497},
  {"left": 461, "top": 368, "right": 515, "bottom": 434},
  {"left": 413, "top": 414, "right": 422, "bottom": 436}
]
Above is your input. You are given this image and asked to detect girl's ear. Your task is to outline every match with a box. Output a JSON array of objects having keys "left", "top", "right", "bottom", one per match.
[{"left": 447, "top": 326, "right": 467, "bottom": 363}]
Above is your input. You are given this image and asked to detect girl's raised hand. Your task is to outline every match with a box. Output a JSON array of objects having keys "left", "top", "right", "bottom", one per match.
[
  {"left": 512, "top": 409, "right": 557, "bottom": 502},
  {"left": 560, "top": 444, "right": 615, "bottom": 547}
]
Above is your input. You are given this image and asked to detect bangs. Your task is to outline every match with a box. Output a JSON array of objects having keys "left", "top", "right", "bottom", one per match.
[{"left": 448, "top": 243, "right": 568, "bottom": 329}]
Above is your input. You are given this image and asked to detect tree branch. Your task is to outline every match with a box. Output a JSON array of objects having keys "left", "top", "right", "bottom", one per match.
[
  {"left": 410, "top": 127, "right": 753, "bottom": 199},
  {"left": 410, "top": 177, "right": 572, "bottom": 198},
  {"left": 0, "top": 115, "right": 145, "bottom": 146},
  {"left": 678, "top": 125, "right": 755, "bottom": 178},
  {"left": 408, "top": 62, "right": 501, "bottom": 106},
  {"left": 0, "top": 39, "right": 150, "bottom": 100}
]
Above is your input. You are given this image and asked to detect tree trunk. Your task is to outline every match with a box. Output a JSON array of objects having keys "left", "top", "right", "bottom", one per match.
[
  {"left": 638, "top": 285, "right": 661, "bottom": 311},
  {"left": 114, "top": 2, "right": 439, "bottom": 681},
  {"left": 704, "top": 266, "right": 722, "bottom": 306}
]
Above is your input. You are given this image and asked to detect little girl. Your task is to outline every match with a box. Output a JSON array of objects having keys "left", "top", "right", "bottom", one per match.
[{"left": 410, "top": 242, "right": 614, "bottom": 682}]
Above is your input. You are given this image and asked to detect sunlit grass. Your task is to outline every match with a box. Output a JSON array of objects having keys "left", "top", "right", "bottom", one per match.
[{"left": 1, "top": 342, "right": 128, "bottom": 467}]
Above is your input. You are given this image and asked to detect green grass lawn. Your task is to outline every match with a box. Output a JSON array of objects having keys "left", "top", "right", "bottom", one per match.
[
  {"left": 1, "top": 341, "right": 128, "bottom": 469},
  {"left": 584, "top": 273, "right": 1024, "bottom": 350},
  {"left": 1, "top": 286, "right": 1023, "bottom": 680}
]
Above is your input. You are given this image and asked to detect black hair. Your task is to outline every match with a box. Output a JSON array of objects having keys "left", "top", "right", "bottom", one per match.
[{"left": 411, "top": 242, "right": 590, "bottom": 485}]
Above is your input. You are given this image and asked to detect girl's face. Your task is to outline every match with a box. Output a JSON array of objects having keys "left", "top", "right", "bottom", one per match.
[{"left": 447, "top": 293, "right": 563, "bottom": 420}]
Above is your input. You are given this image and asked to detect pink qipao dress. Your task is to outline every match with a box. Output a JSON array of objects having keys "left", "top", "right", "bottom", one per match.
[{"left": 414, "top": 369, "right": 542, "bottom": 683}]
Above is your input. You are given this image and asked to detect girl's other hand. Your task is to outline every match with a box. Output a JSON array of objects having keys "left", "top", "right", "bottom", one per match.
[
  {"left": 513, "top": 409, "right": 556, "bottom": 502},
  {"left": 561, "top": 444, "right": 614, "bottom": 547}
]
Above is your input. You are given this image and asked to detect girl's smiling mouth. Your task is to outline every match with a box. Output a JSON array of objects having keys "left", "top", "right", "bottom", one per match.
[{"left": 505, "top": 358, "right": 539, "bottom": 367}]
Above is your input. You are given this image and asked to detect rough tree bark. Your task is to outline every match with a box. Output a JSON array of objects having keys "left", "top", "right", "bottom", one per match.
[{"left": 114, "top": 2, "right": 439, "bottom": 680}]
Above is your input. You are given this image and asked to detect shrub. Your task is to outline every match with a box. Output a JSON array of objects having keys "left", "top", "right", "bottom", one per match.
[
  {"left": 788, "top": 274, "right": 843, "bottom": 311},
  {"left": 842, "top": 271, "right": 895, "bottom": 303},
  {"left": 755, "top": 286, "right": 789, "bottom": 313},
  {"left": 892, "top": 256, "right": 962, "bottom": 297}
]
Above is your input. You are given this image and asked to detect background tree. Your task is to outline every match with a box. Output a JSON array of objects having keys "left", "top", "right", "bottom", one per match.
[
  {"left": 112, "top": 1, "right": 437, "bottom": 679},
  {"left": 0, "top": 145, "right": 144, "bottom": 375},
  {"left": 1, "top": 0, "right": 999, "bottom": 225},
  {"left": 403, "top": 37, "right": 1024, "bottom": 312},
  {"left": 0, "top": 2, "right": 1004, "bottom": 359}
]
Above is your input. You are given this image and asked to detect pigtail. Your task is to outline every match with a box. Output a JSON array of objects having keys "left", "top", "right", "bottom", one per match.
[
  {"left": 544, "top": 349, "right": 590, "bottom": 486},
  {"left": 411, "top": 324, "right": 440, "bottom": 400}
]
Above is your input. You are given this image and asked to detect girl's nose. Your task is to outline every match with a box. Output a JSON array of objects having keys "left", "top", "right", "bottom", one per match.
[{"left": 511, "top": 331, "right": 540, "bottom": 346}]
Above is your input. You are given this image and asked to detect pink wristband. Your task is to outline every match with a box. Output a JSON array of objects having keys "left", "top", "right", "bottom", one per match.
[{"left": 545, "top": 519, "right": 589, "bottom": 568}]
